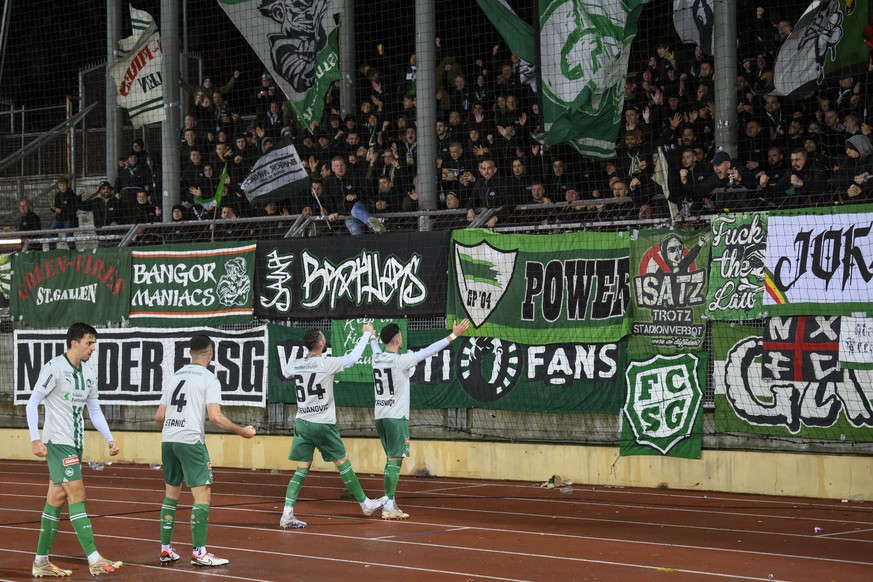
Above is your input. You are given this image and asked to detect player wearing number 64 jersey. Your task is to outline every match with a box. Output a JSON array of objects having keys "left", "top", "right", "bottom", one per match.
[
  {"left": 371, "top": 318, "right": 470, "bottom": 519},
  {"left": 155, "top": 334, "right": 256, "bottom": 568},
  {"left": 278, "top": 324, "right": 384, "bottom": 530}
]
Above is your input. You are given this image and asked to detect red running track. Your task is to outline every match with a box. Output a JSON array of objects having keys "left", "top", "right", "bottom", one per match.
[{"left": 0, "top": 460, "right": 871, "bottom": 581}]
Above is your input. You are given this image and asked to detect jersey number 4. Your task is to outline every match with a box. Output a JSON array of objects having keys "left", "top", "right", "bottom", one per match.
[
  {"left": 373, "top": 368, "right": 395, "bottom": 396},
  {"left": 292, "top": 374, "right": 325, "bottom": 403},
  {"left": 171, "top": 380, "right": 188, "bottom": 413}
]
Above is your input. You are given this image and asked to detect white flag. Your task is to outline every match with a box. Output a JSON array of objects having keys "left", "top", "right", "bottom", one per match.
[
  {"left": 108, "top": 6, "right": 166, "bottom": 128},
  {"left": 673, "top": 0, "right": 714, "bottom": 56},
  {"left": 241, "top": 144, "right": 310, "bottom": 205}
]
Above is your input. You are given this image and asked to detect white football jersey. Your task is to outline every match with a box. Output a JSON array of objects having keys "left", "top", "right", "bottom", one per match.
[
  {"left": 32, "top": 355, "right": 99, "bottom": 449},
  {"left": 160, "top": 364, "right": 222, "bottom": 444},
  {"left": 283, "top": 355, "right": 345, "bottom": 424}
]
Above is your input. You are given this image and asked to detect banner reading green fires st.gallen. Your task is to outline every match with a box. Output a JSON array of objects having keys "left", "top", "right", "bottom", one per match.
[{"left": 446, "top": 229, "right": 631, "bottom": 345}]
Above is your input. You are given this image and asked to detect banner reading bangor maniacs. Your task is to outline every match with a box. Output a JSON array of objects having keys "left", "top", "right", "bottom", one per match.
[
  {"left": 218, "top": 0, "right": 341, "bottom": 128},
  {"left": 14, "top": 326, "right": 268, "bottom": 407},
  {"left": 268, "top": 323, "right": 626, "bottom": 414},
  {"left": 108, "top": 6, "right": 165, "bottom": 128},
  {"left": 130, "top": 242, "right": 255, "bottom": 326},
  {"left": 705, "top": 212, "right": 767, "bottom": 321},
  {"left": 446, "top": 229, "right": 630, "bottom": 345},
  {"left": 255, "top": 232, "right": 450, "bottom": 319},
  {"left": 11, "top": 249, "right": 131, "bottom": 328},
  {"left": 763, "top": 205, "right": 873, "bottom": 316},
  {"left": 713, "top": 323, "right": 873, "bottom": 442}
]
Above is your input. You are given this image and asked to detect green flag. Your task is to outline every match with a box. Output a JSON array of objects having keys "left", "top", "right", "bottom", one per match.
[{"left": 194, "top": 162, "right": 227, "bottom": 210}]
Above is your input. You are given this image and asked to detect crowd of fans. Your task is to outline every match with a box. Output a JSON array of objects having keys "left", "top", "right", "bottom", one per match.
[{"left": 18, "top": 7, "right": 873, "bottom": 239}]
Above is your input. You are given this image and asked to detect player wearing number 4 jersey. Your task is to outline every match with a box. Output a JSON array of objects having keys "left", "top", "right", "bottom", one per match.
[
  {"left": 279, "top": 324, "right": 384, "bottom": 529},
  {"left": 26, "top": 322, "right": 122, "bottom": 577},
  {"left": 155, "top": 334, "right": 256, "bottom": 568},
  {"left": 372, "top": 319, "right": 470, "bottom": 519}
]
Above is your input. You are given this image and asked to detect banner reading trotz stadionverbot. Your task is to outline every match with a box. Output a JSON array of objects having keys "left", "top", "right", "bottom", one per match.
[
  {"left": 218, "top": 0, "right": 341, "bottom": 129},
  {"left": 108, "top": 5, "right": 165, "bottom": 128}
]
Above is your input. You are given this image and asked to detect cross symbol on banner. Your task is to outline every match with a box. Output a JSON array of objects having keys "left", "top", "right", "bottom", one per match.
[{"left": 762, "top": 316, "right": 841, "bottom": 382}]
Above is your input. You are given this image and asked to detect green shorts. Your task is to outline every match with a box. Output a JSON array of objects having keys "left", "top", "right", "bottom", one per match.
[
  {"left": 289, "top": 418, "right": 348, "bottom": 463},
  {"left": 161, "top": 442, "right": 213, "bottom": 488},
  {"left": 46, "top": 443, "right": 82, "bottom": 485},
  {"left": 375, "top": 418, "right": 410, "bottom": 458}
]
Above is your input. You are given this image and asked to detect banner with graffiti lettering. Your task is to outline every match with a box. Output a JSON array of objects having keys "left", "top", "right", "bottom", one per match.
[
  {"left": 630, "top": 228, "right": 710, "bottom": 351},
  {"left": 713, "top": 323, "right": 873, "bottom": 441},
  {"left": 446, "top": 229, "right": 631, "bottom": 345},
  {"left": 10, "top": 249, "right": 131, "bottom": 328},
  {"left": 254, "top": 231, "right": 451, "bottom": 319},
  {"left": 14, "top": 326, "right": 268, "bottom": 406},
  {"left": 705, "top": 212, "right": 767, "bottom": 321},
  {"left": 621, "top": 352, "right": 705, "bottom": 458},
  {"left": 763, "top": 204, "right": 873, "bottom": 316},
  {"left": 268, "top": 323, "right": 626, "bottom": 413},
  {"left": 107, "top": 6, "right": 165, "bottom": 128},
  {"left": 129, "top": 242, "right": 255, "bottom": 326}
]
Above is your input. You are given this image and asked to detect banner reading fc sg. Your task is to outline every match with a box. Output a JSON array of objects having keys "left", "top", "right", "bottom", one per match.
[{"left": 446, "top": 229, "right": 631, "bottom": 344}]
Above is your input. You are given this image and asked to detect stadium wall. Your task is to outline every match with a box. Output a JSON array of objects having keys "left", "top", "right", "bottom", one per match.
[{"left": 2, "top": 429, "right": 870, "bottom": 501}]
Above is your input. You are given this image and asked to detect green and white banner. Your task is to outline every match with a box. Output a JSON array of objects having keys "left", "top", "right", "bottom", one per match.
[
  {"left": 218, "top": 0, "right": 341, "bottom": 128},
  {"left": 713, "top": 323, "right": 873, "bottom": 441},
  {"left": 705, "top": 213, "right": 767, "bottom": 321},
  {"left": 332, "top": 317, "right": 405, "bottom": 384},
  {"left": 107, "top": 5, "right": 165, "bottom": 128},
  {"left": 268, "top": 323, "right": 626, "bottom": 413},
  {"left": 129, "top": 242, "right": 255, "bottom": 327},
  {"left": 621, "top": 352, "right": 705, "bottom": 458},
  {"left": 763, "top": 204, "right": 873, "bottom": 316},
  {"left": 446, "top": 229, "right": 631, "bottom": 345},
  {"left": 11, "top": 249, "right": 131, "bottom": 328},
  {"left": 630, "top": 228, "right": 711, "bottom": 351}
]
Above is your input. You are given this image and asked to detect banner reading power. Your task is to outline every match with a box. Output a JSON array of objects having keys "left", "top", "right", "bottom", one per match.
[
  {"left": 130, "top": 242, "right": 255, "bottom": 327},
  {"left": 11, "top": 250, "right": 131, "bottom": 328},
  {"left": 14, "top": 326, "right": 268, "bottom": 406},
  {"left": 446, "top": 229, "right": 631, "bottom": 344},
  {"left": 255, "top": 232, "right": 451, "bottom": 319},
  {"left": 705, "top": 212, "right": 767, "bottom": 321},
  {"left": 713, "top": 323, "right": 873, "bottom": 441},
  {"left": 268, "top": 323, "right": 626, "bottom": 414},
  {"left": 763, "top": 205, "right": 873, "bottom": 315},
  {"left": 631, "top": 228, "right": 710, "bottom": 350}
]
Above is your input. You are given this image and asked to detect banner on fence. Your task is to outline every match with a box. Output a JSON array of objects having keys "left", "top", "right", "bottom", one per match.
[
  {"left": 630, "top": 228, "right": 710, "bottom": 350},
  {"left": 713, "top": 323, "right": 873, "bottom": 441},
  {"left": 0, "top": 252, "right": 11, "bottom": 308},
  {"left": 839, "top": 316, "right": 873, "bottom": 370},
  {"left": 446, "top": 229, "right": 631, "bottom": 345},
  {"left": 255, "top": 231, "right": 451, "bottom": 319},
  {"left": 11, "top": 249, "right": 131, "bottom": 328},
  {"left": 268, "top": 323, "right": 626, "bottom": 413},
  {"left": 14, "top": 326, "right": 268, "bottom": 406},
  {"left": 332, "top": 318, "right": 406, "bottom": 384},
  {"left": 705, "top": 213, "right": 767, "bottom": 321},
  {"left": 763, "top": 206, "right": 873, "bottom": 315},
  {"left": 620, "top": 352, "right": 705, "bottom": 458},
  {"left": 129, "top": 242, "right": 255, "bottom": 326},
  {"left": 762, "top": 316, "right": 841, "bottom": 382}
]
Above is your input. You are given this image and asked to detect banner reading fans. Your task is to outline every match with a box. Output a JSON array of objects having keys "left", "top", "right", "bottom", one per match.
[
  {"left": 240, "top": 143, "right": 310, "bottom": 206},
  {"left": 713, "top": 323, "right": 873, "bottom": 441},
  {"left": 705, "top": 213, "right": 767, "bottom": 321},
  {"left": 763, "top": 205, "right": 873, "bottom": 315},
  {"left": 630, "top": 228, "right": 711, "bottom": 350},
  {"left": 108, "top": 5, "right": 165, "bottom": 128},
  {"left": 218, "top": 0, "right": 341, "bottom": 128},
  {"left": 255, "top": 232, "right": 450, "bottom": 319},
  {"left": 11, "top": 249, "right": 131, "bottom": 328},
  {"left": 268, "top": 323, "right": 626, "bottom": 413},
  {"left": 130, "top": 243, "right": 255, "bottom": 327},
  {"left": 14, "top": 326, "right": 268, "bottom": 407},
  {"left": 446, "top": 229, "right": 630, "bottom": 344}
]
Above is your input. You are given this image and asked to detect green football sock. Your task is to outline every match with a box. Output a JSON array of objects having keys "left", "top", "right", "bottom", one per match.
[
  {"left": 284, "top": 468, "right": 309, "bottom": 508},
  {"left": 36, "top": 504, "right": 62, "bottom": 555},
  {"left": 68, "top": 502, "right": 97, "bottom": 556},
  {"left": 190, "top": 504, "right": 209, "bottom": 548},
  {"left": 159, "top": 497, "right": 178, "bottom": 545},
  {"left": 337, "top": 460, "right": 366, "bottom": 503},
  {"left": 384, "top": 459, "right": 403, "bottom": 499}
]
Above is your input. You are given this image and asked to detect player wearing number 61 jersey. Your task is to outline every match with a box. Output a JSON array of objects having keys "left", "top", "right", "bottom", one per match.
[
  {"left": 278, "top": 324, "right": 384, "bottom": 530},
  {"left": 155, "top": 334, "right": 256, "bottom": 568},
  {"left": 371, "top": 318, "right": 470, "bottom": 519}
]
